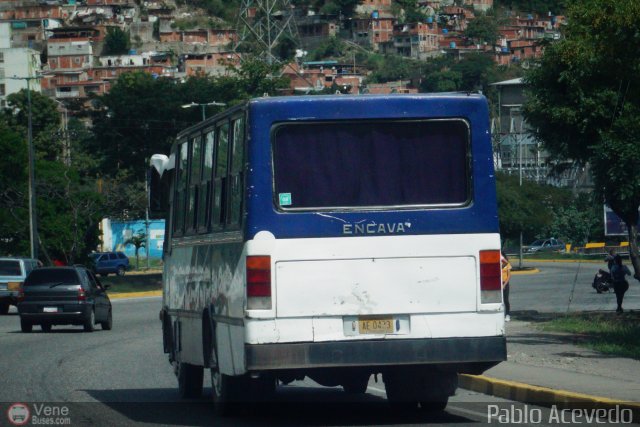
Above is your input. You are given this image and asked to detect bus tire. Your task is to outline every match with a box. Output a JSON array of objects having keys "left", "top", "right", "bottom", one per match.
[
  {"left": 20, "top": 319, "right": 32, "bottom": 333},
  {"left": 162, "top": 313, "right": 172, "bottom": 351},
  {"left": 342, "top": 375, "right": 370, "bottom": 394},
  {"left": 420, "top": 397, "right": 449, "bottom": 412},
  {"left": 177, "top": 362, "right": 203, "bottom": 398},
  {"left": 211, "top": 370, "right": 243, "bottom": 415},
  {"left": 384, "top": 372, "right": 419, "bottom": 410}
]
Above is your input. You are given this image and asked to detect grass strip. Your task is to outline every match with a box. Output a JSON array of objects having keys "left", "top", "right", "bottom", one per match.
[
  {"left": 99, "top": 273, "right": 162, "bottom": 294},
  {"left": 540, "top": 312, "right": 640, "bottom": 359}
]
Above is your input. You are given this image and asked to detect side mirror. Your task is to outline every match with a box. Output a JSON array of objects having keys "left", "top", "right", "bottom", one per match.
[{"left": 148, "top": 154, "right": 172, "bottom": 215}]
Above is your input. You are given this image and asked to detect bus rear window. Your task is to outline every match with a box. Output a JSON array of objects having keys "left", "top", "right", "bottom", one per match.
[{"left": 273, "top": 120, "right": 470, "bottom": 210}]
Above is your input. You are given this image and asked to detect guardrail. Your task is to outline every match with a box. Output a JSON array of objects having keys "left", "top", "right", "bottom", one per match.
[{"left": 574, "top": 242, "right": 629, "bottom": 255}]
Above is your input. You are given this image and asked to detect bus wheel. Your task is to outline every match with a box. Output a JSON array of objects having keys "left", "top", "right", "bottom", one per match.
[
  {"left": 211, "top": 370, "right": 243, "bottom": 415},
  {"left": 177, "top": 362, "right": 203, "bottom": 398},
  {"left": 420, "top": 397, "right": 449, "bottom": 412},
  {"left": 342, "top": 375, "right": 370, "bottom": 394}
]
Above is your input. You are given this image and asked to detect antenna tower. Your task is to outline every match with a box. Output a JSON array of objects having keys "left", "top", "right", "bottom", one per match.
[{"left": 235, "top": 0, "right": 300, "bottom": 64}]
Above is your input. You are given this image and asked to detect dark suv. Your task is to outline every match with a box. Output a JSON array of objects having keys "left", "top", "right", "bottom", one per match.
[
  {"left": 18, "top": 266, "right": 112, "bottom": 332},
  {"left": 89, "top": 251, "right": 130, "bottom": 276}
]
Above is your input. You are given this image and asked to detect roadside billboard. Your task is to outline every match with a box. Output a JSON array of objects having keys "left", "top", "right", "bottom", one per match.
[{"left": 100, "top": 218, "right": 165, "bottom": 258}]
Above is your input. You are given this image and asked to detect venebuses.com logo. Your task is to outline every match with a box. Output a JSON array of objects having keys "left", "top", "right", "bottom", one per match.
[
  {"left": 7, "top": 403, "right": 30, "bottom": 426},
  {"left": 6, "top": 403, "right": 71, "bottom": 426}
]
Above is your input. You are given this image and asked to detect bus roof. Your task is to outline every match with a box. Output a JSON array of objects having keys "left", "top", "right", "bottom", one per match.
[{"left": 176, "top": 93, "right": 486, "bottom": 140}]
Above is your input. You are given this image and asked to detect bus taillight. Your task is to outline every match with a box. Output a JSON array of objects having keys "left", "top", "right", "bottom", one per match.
[
  {"left": 479, "top": 250, "right": 502, "bottom": 304},
  {"left": 247, "top": 256, "right": 272, "bottom": 309}
]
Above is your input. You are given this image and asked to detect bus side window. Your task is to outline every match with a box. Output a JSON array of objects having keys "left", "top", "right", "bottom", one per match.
[
  {"left": 173, "top": 141, "right": 189, "bottom": 236},
  {"left": 198, "top": 130, "right": 215, "bottom": 233},
  {"left": 212, "top": 122, "right": 229, "bottom": 229},
  {"left": 227, "top": 116, "right": 245, "bottom": 227},
  {"left": 186, "top": 135, "right": 202, "bottom": 234}
]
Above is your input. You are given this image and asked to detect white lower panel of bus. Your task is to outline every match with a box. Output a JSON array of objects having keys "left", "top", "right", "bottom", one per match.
[
  {"left": 244, "top": 312, "right": 504, "bottom": 344},
  {"left": 275, "top": 256, "right": 477, "bottom": 317}
]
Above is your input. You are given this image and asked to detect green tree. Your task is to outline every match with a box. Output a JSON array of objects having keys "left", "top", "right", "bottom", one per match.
[
  {"left": 90, "top": 62, "right": 288, "bottom": 216},
  {"left": 499, "top": 0, "right": 566, "bottom": 15},
  {"left": 0, "top": 107, "right": 105, "bottom": 263},
  {"left": 523, "top": 0, "right": 640, "bottom": 277},
  {"left": 545, "top": 193, "right": 603, "bottom": 247},
  {"left": 103, "top": 27, "right": 132, "bottom": 55},
  {"left": 421, "top": 70, "right": 462, "bottom": 92},
  {"left": 90, "top": 72, "right": 189, "bottom": 182},
  {"left": 451, "top": 53, "right": 497, "bottom": 92},
  {"left": 125, "top": 232, "right": 147, "bottom": 269},
  {"left": 320, "top": 0, "right": 360, "bottom": 17},
  {"left": 36, "top": 160, "right": 104, "bottom": 264},
  {"left": 464, "top": 15, "right": 499, "bottom": 45},
  {"left": 367, "top": 55, "right": 421, "bottom": 83},
  {"left": 0, "top": 119, "right": 28, "bottom": 255},
  {"left": 392, "top": 0, "right": 427, "bottom": 23},
  {"left": 4, "top": 90, "right": 59, "bottom": 144},
  {"left": 2, "top": 92, "right": 99, "bottom": 260},
  {"left": 308, "top": 36, "right": 345, "bottom": 61},
  {"left": 496, "top": 172, "right": 571, "bottom": 246}
]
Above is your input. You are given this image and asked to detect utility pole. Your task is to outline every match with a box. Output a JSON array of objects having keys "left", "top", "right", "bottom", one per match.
[
  {"left": 145, "top": 165, "right": 150, "bottom": 270},
  {"left": 9, "top": 75, "right": 41, "bottom": 260},
  {"left": 53, "top": 100, "right": 70, "bottom": 166},
  {"left": 235, "top": 0, "right": 300, "bottom": 64},
  {"left": 510, "top": 108, "right": 524, "bottom": 269}
]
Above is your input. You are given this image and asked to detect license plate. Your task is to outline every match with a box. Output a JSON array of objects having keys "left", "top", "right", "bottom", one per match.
[
  {"left": 43, "top": 307, "right": 58, "bottom": 313},
  {"left": 358, "top": 317, "right": 394, "bottom": 334}
]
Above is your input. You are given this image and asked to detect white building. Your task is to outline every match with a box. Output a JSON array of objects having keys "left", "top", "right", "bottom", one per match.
[
  {"left": 0, "top": 48, "right": 42, "bottom": 108},
  {"left": 0, "top": 23, "right": 11, "bottom": 49}
]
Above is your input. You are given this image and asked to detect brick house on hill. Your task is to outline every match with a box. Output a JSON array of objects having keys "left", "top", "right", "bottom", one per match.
[
  {"left": 182, "top": 51, "right": 238, "bottom": 77},
  {"left": 282, "top": 61, "right": 364, "bottom": 95},
  {"left": 158, "top": 21, "right": 236, "bottom": 48},
  {"left": 349, "top": 16, "right": 394, "bottom": 51},
  {"left": 297, "top": 14, "right": 338, "bottom": 49},
  {"left": 391, "top": 21, "right": 441, "bottom": 60}
]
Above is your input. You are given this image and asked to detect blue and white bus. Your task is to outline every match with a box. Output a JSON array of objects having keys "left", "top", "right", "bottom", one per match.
[{"left": 150, "top": 93, "right": 506, "bottom": 413}]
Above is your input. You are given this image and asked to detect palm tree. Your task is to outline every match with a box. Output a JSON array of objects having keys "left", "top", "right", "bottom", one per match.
[{"left": 125, "top": 232, "right": 146, "bottom": 270}]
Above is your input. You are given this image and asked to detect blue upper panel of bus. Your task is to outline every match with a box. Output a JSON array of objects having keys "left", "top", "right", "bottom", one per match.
[{"left": 245, "top": 94, "right": 498, "bottom": 240}]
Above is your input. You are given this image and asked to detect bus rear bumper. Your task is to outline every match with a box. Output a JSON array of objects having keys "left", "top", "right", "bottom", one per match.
[{"left": 245, "top": 336, "right": 506, "bottom": 371}]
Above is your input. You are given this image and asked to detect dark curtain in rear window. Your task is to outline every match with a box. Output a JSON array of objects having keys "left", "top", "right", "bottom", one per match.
[
  {"left": 273, "top": 120, "right": 470, "bottom": 209},
  {"left": 25, "top": 269, "right": 79, "bottom": 286},
  {"left": 0, "top": 261, "right": 21, "bottom": 276}
]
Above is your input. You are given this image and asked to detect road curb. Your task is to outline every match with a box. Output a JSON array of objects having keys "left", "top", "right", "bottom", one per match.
[
  {"left": 526, "top": 259, "right": 602, "bottom": 264},
  {"left": 511, "top": 268, "right": 539, "bottom": 275},
  {"left": 458, "top": 374, "right": 640, "bottom": 420},
  {"left": 108, "top": 290, "right": 162, "bottom": 299}
]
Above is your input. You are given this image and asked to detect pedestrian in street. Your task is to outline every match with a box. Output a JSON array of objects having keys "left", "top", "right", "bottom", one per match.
[
  {"left": 501, "top": 252, "right": 512, "bottom": 322},
  {"left": 605, "top": 248, "right": 616, "bottom": 273},
  {"left": 610, "top": 254, "right": 631, "bottom": 314}
]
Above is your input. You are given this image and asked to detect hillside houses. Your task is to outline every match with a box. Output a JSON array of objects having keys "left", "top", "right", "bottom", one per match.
[{"left": 0, "top": 0, "right": 564, "bottom": 112}]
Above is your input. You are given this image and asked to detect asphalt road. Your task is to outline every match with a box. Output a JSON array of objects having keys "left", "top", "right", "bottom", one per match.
[
  {"left": 0, "top": 262, "right": 630, "bottom": 426},
  {"left": 0, "top": 297, "right": 563, "bottom": 427},
  {"left": 511, "top": 261, "right": 640, "bottom": 313}
]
